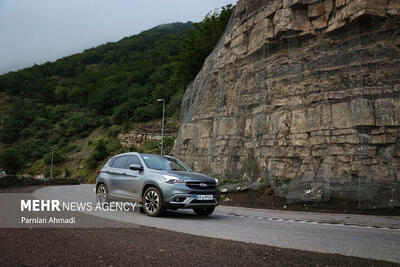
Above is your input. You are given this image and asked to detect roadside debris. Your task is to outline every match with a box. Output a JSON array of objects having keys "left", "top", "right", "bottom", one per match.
[
  {"left": 237, "top": 186, "right": 249, "bottom": 192},
  {"left": 305, "top": 187, "right": 324, "bottom": 201}
]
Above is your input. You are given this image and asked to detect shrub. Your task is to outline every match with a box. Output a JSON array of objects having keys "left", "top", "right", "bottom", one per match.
[
  {"left": 107, "top": 125, "right": 122, "bottom": 138},
  {"left": 0, "top": 147, "right": 25, "bottom": 174},
  {"left": 92, "top": 140, "right": 108, "bottom": 161},
  {"left": 218, "top": 176, "right": 230, "bottom": 186},
  {"left": 86, "top": 138, "right": 123, "bottom": 170}
]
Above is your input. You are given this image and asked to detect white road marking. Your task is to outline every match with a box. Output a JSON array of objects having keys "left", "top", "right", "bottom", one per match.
[{"left": 219, "top": 213, "right": 400, "bottom": 231}]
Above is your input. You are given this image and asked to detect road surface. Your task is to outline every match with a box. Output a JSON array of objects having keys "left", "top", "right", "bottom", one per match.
[{"left": 20, "top": 185, "right": 400, "bottom": 263}]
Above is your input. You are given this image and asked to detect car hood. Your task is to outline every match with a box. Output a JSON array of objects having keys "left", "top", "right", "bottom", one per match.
[{"left": 151, "top": 170, "right": 215, "bottom": 182}]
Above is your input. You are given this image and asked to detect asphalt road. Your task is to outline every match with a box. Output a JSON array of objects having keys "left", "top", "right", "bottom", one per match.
[{"left": 30, "top": 185, "right": 400, "bottom": 263}]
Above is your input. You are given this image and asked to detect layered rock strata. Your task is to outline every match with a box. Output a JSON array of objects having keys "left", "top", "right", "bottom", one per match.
[
  {"left": 175, "top": 0, "right": 400, "bottom": 193},
  {"left": 118, "top": 132, "right": 175, "bottom": 149}
]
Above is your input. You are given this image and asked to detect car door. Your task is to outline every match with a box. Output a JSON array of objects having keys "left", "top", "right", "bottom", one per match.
[
  {"left": 107, "top": 156, "right": 128, "bottom": 198},
  {"left": 120, "top": 155, "right": 143, "bottom": 201}
]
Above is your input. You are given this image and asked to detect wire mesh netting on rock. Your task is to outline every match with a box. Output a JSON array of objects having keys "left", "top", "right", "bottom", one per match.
[{"left": 274, "top": 179, "right": 400, "bottom": 209}]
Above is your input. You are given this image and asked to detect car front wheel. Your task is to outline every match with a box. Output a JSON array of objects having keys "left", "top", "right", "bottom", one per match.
[
  {"left": 193, "top": 207, "right": 215, "bottom": 216},
  {"left": 143, "top": 187, "right": 165, "bottom": 217}
]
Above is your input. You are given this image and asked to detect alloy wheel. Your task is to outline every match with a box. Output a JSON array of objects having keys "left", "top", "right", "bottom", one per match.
[{"left": 144, "top": 190, "right": 159, "bottom": 214}]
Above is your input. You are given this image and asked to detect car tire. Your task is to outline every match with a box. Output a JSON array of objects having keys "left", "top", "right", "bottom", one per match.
[
  {"left": 193, "top": 207, "right": 215, "bottom": 216},
  {"left": 96, "top": 184, "right": 109, "bottom": 204},
  {"left": 143, "top": 187, "right": 165, "bottom": 217}
]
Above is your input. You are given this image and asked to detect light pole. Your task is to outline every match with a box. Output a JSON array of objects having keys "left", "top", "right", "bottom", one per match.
[
  {"left": 157, "top": 98, "right": 165, "bottom": 155},
  {"left": 50, "top": 146, "right": 54, "bottom": 179}
]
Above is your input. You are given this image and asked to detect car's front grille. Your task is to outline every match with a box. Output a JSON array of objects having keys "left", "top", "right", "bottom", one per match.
[
  {"left": 185, "top": 181, "right": 216, "bottom": 190},
  {"left": 189, "top": 191, "right": 218, "bottom": 195}
]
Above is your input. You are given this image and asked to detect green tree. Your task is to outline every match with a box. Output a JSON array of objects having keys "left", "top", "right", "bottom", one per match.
[{"left": 0, "top": 147, "right": 25, "bottom": 174}]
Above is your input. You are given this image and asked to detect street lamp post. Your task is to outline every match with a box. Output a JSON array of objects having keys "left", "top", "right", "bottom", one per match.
[
  {"left": 157, "top": 98, "right": 165, "bottom": 155},
  {"left": 50, "top": 146, "right": 54, "bottom": 179}
]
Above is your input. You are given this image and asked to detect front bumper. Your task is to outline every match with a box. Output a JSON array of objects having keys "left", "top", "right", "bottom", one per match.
[
  {"left": 165, "top": 192, "right": 220, "bottom": 209},
  {"left": 161, "top": 180, "right": 220, "bottom": 209}
]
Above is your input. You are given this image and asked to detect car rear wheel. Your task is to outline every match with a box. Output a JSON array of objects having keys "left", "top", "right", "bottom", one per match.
[
  {"left": 193, "top": 207, "right": 215, "bottom": 216},
  {"left": 96, "top": 184, "right": 109, "bottom": 204},
  {"left": 143, "top": 187, "right": 165, "bottom": 217}
]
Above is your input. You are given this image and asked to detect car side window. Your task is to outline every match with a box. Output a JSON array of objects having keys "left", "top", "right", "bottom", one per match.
[
  {"left": 108, "top": 157, "right": 116, "bottom": 167},
  {"left": 169, "top": 160, "right": 187, "bottom": 171},
  {"left": 112, "top": 156, "right": 127, "bottom": 169},
  {"left": 125, "top": 155, "right": 142, "bottom": 169}
]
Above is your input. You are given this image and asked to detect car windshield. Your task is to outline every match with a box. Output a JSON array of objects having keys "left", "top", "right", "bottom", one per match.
[{"left": 141, "top": 155, "right": 191, "bottom": 172}]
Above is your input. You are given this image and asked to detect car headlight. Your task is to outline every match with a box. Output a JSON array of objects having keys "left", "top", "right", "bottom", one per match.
[
  {"left": 162, "top": 175, "right": 184, "bottom": 184},
  {"left": 214, "top": 178, "right": 219, "bottom": 185}
]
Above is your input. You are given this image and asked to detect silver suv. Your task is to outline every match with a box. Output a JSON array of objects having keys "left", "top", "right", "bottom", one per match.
[{"left": 95, "top": 153, "right": 219, "bottom": 216}]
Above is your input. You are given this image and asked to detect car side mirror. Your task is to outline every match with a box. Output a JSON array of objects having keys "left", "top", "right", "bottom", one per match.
[{"left": 129, "top": 164, "right": 143, "bottom": 172}]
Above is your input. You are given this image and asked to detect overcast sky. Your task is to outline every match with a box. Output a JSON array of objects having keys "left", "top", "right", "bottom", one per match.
[{"left": 0, "top": 0, "right": 236, "bottom": 74}]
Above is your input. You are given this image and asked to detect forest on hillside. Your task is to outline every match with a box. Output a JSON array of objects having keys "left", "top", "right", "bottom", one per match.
[{"left": 0, "top": 5, "right": 233, "bottom": 178}]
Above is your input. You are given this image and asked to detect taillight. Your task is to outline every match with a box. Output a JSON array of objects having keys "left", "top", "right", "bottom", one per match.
[{"left": 97, "top": 170, "right": 101, "bottom": 174}]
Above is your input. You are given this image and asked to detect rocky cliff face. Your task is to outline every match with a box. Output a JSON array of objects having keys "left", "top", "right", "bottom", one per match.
[
  {"left": 175, "top": 0, "right": 400, "bottom": 195},
  {"left": 118, "top": 132, "right": 175, "bottom": 149},
  {"left": 118, "top": 132, "right": 163, "bottom": 149}
]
